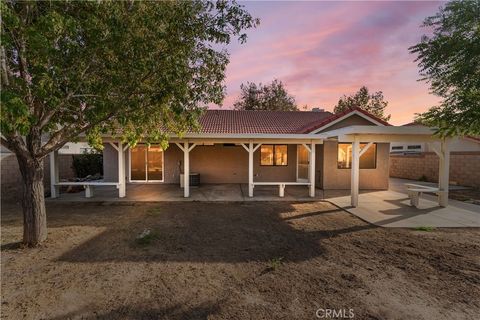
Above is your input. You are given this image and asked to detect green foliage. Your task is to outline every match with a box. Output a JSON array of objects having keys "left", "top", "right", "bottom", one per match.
[
  {"left": 267, "top": 257, "right": 284, "bottom": 271},
  {"left": 233, "top": 79, "right": 298, "bottom": 111},
  {"left": 1, "top": 0, "right": 258, "bottom": 155},
  {"left": 410, "top": 0, "right": 480, "bottom": 137},
  {"left": 333, "top": 86, "right": 391, "bottom": 121},
  {"left": 72, "top": 153, "right": 103, "bottom": 178}
]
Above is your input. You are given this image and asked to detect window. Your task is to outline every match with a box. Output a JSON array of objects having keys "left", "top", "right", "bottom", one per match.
[
  {"left": 407, "top": 145, "right": 421, "bottom": 150},
  {"left": 261, "top": 145, "right": 288, "bottom": 166},
  {"left": 337, "top": 143, "right": 376, "bottom": 169},
  {"left": 130, "top": 144, "right": 164, "bottom": 181}
]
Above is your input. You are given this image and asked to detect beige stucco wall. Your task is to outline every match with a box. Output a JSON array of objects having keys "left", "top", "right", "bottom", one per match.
[
  {"left": 104, "top": 143, "right": 301, "bottom": 184},
  {"left": 190, "top": 145, "right": 247, "bottom": 183},
  {"left": 102, "top": 140, "right": 389, "bottom": 190},
  {"left": 321, "top": 141, "right": 390, "bottom": 190}
]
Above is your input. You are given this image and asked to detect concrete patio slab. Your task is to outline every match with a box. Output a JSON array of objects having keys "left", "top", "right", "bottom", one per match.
[
  {"left": 325, "top": 180, "right": 480, "bottom": 228},
  {"left": 48, "top": 183, "right": 320, "bottom": 202}
]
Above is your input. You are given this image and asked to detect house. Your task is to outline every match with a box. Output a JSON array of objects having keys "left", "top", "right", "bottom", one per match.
[
  {"left": 390, "top": 123, "right": 480, "bottom": 154},
  {"left": 59, "top": 142, "right": 95, "bottom": 154},
  {"left": 390, "top": 123, "right": 480, "bottom": 188},
  {"left": 20, "top": 107, "right": 450, "bottom": 207}
]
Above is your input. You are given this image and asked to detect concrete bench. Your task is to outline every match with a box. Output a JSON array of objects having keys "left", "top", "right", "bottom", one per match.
[
  {"left": 253, "top": 182, "right": 311, "bottom": 197},
  {"left": 405, "top": 183, "right": 445, "bottom": 207},
  {"left": 54, "top": 182, "right": 120, "bottom": 198}
]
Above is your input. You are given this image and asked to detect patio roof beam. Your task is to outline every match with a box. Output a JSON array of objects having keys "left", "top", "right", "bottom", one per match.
[
  {"left": 108, "top": 142, "right": 119, "bottom": 152},
  {"left": 331, "top": 134, "right": 440, "bottom": 143},
  {"left": 359, "top": 142, "right": 374, "bottom": 157},
  {"left": 243, "top": 141, "right": 262, "bottom": 197},
  {"left": 438, "top": 140, "right": 450, "bottom": 207},
  {"left": 309, "top": 141, "right": 316, "bottom": 197},
  {"left": 49, "top": 150, "right": 59, "bottom": 198},
  {"left": 302, "top": 143, "right": 311, "bottom": 153},
  {"left": 351, "top": 138, "right": 360, "bottom": 207},
  {"left": 117, "top": 141, "right": 126, "bottom": 198}
]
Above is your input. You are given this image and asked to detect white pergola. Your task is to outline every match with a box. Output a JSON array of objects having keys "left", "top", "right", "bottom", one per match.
[
  {"left": 170, "top": 133, "right": 323, "bottom": 198},
  {"left": 51, "top": 126, "right": 451, "bottom": 207},
  {"left": 322, "top": 126, "right": 451, "bottom": 207},
  {"left": 51, "top": 133, "right": 324, "bottom": 199}
]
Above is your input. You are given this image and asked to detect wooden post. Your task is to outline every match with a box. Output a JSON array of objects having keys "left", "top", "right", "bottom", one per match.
[
  {"left": 184, "top": 141, "right": 190, "bottom": 198},
  {"left": 248, "top": 141, "right": 254, "bottom": 197},
  {"left": 438, "top": 140, "right": 450, "bottom": 207},
  {"left": 351, "top": 139, "right": 360, "bottom": 207},
  {"left": 309, "top": 142, "right": 316, "bottom": 197},
  {"left": 49, "top": 150, "right": 59, "bottom": 198},
  {"left": 118, "top": 141, "right": 126, "bottom": 198}
]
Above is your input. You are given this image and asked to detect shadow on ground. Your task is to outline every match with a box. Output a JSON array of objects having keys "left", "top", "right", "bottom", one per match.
[{"left": 2, "top": 201, "right": 374, "bottom": 263}]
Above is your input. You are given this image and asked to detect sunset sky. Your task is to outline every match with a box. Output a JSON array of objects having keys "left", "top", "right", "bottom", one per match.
[{"left": 216, "top": 1, "right": 445, "bottom": 125}]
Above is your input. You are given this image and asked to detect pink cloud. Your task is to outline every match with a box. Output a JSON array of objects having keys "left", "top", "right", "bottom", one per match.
[{"left": 214, "top": 1, "right": 445, "bottom": 125}]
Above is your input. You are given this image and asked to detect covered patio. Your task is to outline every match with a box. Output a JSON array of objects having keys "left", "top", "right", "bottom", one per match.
[{"left": 49, "top": 125, "right": 457, "bottom": 210}]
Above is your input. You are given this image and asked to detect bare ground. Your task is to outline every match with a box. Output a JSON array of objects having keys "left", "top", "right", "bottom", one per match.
[{"left": 1, "top": 201, "right": 479, "bottom": 320}]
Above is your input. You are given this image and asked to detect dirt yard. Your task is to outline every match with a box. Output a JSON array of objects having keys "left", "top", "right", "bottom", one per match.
[{"left": 1, "top": 201, "right": 479, "bottom": 320}]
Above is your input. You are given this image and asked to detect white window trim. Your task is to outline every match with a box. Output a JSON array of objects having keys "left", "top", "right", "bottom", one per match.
[
  {"left": 128, "top": 145, "right": 165, "bottom": 183},
  {"left": 310, "top": 110, "right": 386, "bottom": 134},
  {"left": 296, "top": 145, "right": 309, "bottom": 182}
]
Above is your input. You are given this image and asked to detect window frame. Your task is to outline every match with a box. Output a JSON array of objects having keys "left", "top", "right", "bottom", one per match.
[
  {"left": 128, "top": 144, "right": 165, "bottom": 183},
  {"left": 260, "top": 144, "right": 288, "bottom": 166},
  {"left": 337, "top": 142, "right": 377, "bottom": 170}
]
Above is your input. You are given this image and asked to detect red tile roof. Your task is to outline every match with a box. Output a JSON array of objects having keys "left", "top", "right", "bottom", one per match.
[{"left": 196, "top": 107, "right": 387, "bottom": 134}]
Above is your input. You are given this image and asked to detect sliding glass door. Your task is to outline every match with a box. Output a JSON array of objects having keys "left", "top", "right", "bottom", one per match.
[{"left": 130, "top": 144, "right": 164, "bottom": 182}]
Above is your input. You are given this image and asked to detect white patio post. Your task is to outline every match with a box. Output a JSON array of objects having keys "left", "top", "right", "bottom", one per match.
[
  {"left": 248, "top": 141, "right": 254, "bottom": 197},
  {"left": 438, "top": 139, "right": 450, "bottom": 207},
  {"left": 184, "top": 141, "right": 190, "bottom": 198},
  {"left": 351, "top": 139, "right": 360, "bottom": 207},
  {"left": 309, "top": 142, "right": 316, "bottom": 197},
  {"left": 49, "top": 150, "right": 59, "bottom": 198},
  {"left": 117, "top": 141, "right": 126, "bottom": 198}
]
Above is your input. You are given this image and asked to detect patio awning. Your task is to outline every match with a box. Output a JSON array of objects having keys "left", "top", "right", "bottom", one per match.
[
  {"left": 320, "top": 125, "right": 451, "bottom": 209},
  {"left": 321, "top": 125, "right": 439, "bottom": 142}
]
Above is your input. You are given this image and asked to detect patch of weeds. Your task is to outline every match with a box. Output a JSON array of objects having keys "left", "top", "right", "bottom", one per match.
[
  {"left": 135, "top": 229, "right": 159, "bottom": 246},
  {"left": 262, "top": 257, "right": 284, "bottom": 274},
  {"left": 415, "top": 226, "right": 436, "bottom": 232},
  {"left": 146, "top": 207, "right": 162, "bottom": 216}
]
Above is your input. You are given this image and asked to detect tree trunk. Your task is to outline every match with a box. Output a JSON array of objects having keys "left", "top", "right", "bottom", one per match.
[{"left": 16, "top": 155, "right": 47, "bottom": 246}]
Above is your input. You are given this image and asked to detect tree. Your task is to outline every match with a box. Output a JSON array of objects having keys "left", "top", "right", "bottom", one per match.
[
  {"left": 409, "top": 0, "right": 480, "bottom": 137},
  {"left": 233, "top": 79, "right": 298, "bottom": 111},
  {"left": 333, "top": 86, "right": 391, "bottom": 121},
  {"left": 0, "top": 1, "right": 258, "bottom": 246}
]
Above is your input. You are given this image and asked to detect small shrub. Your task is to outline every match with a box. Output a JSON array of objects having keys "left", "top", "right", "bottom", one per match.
[
  {"left": 415, "top": 226, "right": 435, "bottom": 232},
  {"left": 72, "top": 152, "right": 103, "bottom": 178},
  {"left": 418, "top": 175, "right": 428, "bottom": 182},
  {"left": 268, "top": 257, "right": 284, "bottom": 270},
  {"left": 135, "top": 229, "right": 159, "bottom": 246}
]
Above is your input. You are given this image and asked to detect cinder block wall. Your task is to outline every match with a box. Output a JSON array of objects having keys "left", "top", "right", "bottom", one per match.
[
  {"left": 389, "top": 152, "right": 480, "bottom": 188},
  {"left": 1, "top": 153, "right": 75, "bottom": 201}
]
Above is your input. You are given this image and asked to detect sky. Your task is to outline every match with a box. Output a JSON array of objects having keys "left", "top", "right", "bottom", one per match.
[{"left": 214, "top": 1, "right": 445, "bottom": 125}]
